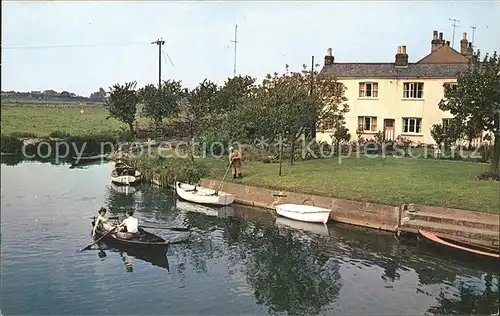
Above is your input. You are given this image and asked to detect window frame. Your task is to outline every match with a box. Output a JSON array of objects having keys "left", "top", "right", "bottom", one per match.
[
  {"left": 358, "top": 116, "right": 378, "bottom": 132},
  {"left": 403, "top": 82, "right": 424, "bottom": 99},
  {"left": 359, "top": 82, "right": 379, "bottom": 98},
  {"left": 402, "top": 117, "right": 422, "bottom": 134}
]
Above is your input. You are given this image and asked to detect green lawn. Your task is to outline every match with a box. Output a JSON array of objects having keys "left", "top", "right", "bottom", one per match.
[
  {"left": 1, "top": 104, "right": 149, "bottom": 137},
  {"left": 204, "top": 156, "right": 499, "bottom": 213}
]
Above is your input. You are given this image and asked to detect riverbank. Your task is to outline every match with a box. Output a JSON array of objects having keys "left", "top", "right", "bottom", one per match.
[{"left": 121, "top": 153, "right": 499, "bottom": 252}]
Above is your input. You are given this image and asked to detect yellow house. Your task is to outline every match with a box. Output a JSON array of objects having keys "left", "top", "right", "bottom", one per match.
[{"left": 318, "top": 30, "right": 476, "bottom": 145}]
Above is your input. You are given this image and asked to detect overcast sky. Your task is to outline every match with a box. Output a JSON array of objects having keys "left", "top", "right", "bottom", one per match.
[{"left": 2, "top": 1, "right": 499, "bottom": 96}]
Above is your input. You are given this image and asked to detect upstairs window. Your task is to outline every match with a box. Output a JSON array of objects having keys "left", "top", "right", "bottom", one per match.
[
  {"left": 443, "top": 82, "right": 458, "bottom": 98},
  {"left": 358, "top": 116, "right": 377, "bottom": 132},
  {"left": 359, "top": 82, "right": 378, "bottom": 98},
  {"left": 403, "top": 82, "right": 424, "bottom": 99}
]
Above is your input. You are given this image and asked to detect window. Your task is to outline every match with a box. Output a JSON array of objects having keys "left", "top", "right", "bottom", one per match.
[
  {"left": 359, "top": 82, "right": 378, "bottom": 98},
  {"left": 402, "top": 118, "right": 422, "bottom": 133},
  {"left": 358, "top": 116, "right": 377, "bottom": 132},
  {"left": 403, "top": 82, "right": 424, "bottom": 99},
  {"left": 443, "top": 82, "right": 457, "bottom": 98}
]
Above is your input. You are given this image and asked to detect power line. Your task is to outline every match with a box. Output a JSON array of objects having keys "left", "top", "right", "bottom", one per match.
[
  {"left": 1, "top": 42, "right": 149, "bottom": 50},
  {"left": 449, "top": 18, "right": 460, "bottom": 49}
]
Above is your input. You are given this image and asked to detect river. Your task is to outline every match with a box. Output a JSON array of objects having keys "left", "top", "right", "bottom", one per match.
[{"left": 1, "top": 158, "right": 498, "bottom": 315}]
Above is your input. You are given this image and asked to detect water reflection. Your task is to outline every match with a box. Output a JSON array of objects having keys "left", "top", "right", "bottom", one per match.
[{"left": 100, "top": 182, "right": 499, "bottom": 315}]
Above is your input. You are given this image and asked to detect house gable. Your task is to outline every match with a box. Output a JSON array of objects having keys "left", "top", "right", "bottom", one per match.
[{"left": 416, "top": 45, "right": 469, "bottom": 64}]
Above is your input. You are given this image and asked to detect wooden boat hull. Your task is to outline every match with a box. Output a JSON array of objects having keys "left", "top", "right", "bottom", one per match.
[
  {"left": 91, "top": 218, "right": 169, "bottom": 250},
  {"left": 175, "top": 182, "right": 234, "bottom": 206},
  {"left": 275, "top": 204, "right": 331, "bottom": 224},
  {"left": 418, "top": 230, "right": 499, "bottom": 260}
]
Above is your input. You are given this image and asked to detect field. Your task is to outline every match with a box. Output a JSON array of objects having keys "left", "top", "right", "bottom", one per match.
[
  {"left": 205, "top": 156, "right": 499, "bottom": 213},
  {"left": 1, "top": 103, "right": 148, "bottom": 137}
]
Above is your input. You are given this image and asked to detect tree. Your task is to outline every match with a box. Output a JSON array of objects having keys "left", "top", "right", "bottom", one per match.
[
  {"left": 177, "top": 79, "right": 218, "bottom": 160},
  {"left": 439, "top": 52, "right": 500, "bottom": 171},
  {"left": 430, "top": 120, "right": 462, "bottom": 154},
  {"left": 139, "top": 80, "right": 184, "bottom": 137},
  {"left": 105, "top": 81, "right": 140, "bottom": 135},
  {"left": 215, "top": 75, "right": 257, "bottom": 113}
]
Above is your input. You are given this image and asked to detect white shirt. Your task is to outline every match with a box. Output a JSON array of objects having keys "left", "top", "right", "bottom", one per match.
[{"left": 122, "top": 217, "right": 138, "bottom": 233}]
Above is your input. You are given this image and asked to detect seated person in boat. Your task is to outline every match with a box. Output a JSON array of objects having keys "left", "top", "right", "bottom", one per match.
[
  {"left": 93, "top": 207, "right": 115, "bottom": 237},
  {"left": 116, "top": 208, "right": 139, "bottom": 239},
  {"left": 229, "top": 146, "right": 242, "bottom": 179}
]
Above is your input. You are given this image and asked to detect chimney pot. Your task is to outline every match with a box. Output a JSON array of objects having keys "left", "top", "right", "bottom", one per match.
[
  {"left": 402, "top": 45, "right": 407, "bottom": 54},
  {"left": 397, "top": 45, "right": 402, "bottom": 53},
  {"left": 327, "top": 48, "right": 332, "bottom": 56},
  {"left": 439, "top": 32, "right": 443, "bottom": 40},
  {"left": 446, "top": 40, "right": 450, "bottom": 46},
  {"left": 433, "top": 30, "right": 438, "bottom": 39},
  {"left": 468, "top": 42, "right": 472, "bottom": 48},
  {"left": 324, "top": 48, "right": 334, "bottom": 66},
  {"left": 462, "top": 32, "right": 467, "bottom": 40}
]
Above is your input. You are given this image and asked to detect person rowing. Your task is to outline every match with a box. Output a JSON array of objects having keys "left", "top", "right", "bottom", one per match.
[
  {"left": 92, "top": 207, "right": 115, "bottom": 237},
  {"left": 115, "top": 208, "right": 139, "bottom": 240}
]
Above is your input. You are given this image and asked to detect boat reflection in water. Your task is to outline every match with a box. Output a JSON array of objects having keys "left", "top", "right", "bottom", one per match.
[
  {"left": 275, "top": 216, "right": 329, "bottom": 236},
  {"left": 175, "top": 199, "right": 235, "bottom": 218},
  {"left": 109, "top": 182, "right": 137, "bottom": 195},
  {"left": 94, "top": 239, "right": 170, "bottom": 272}
]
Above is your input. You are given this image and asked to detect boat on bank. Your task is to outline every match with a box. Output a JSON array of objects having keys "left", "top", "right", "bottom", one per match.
[
  {"left": 418, "top": 230, "right": 499, "bottom": 261},
  {"left": 91, "top": 217, "right": 169, "bottom": 250},
  {"left": 175, "top": 181, "right": 234, "bottom": 206},
  {"left": 110, "top": 160, "right": 142, "bottom": 185},
  {"left": 275, "top": 204, "right": 331, "bottom": 224}
]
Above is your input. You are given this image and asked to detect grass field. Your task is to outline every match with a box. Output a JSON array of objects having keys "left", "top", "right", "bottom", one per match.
[
  {"left": 204, "top": 156, "right": 499, "bottom": 213},
  {"left": 1, "top": 104, "right": 148, "bottom": 137}
]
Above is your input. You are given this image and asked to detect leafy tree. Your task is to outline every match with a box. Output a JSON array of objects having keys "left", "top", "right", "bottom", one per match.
[
  {"left": 430, "top": 120, "right": 462, "bottom": 153},
  {"left": 138, "top": 80, "right": 184, "bottom": 137},
  {"left": 216, "top": 75, "right": 257, "bottom": 113},
  {"left": 439, "top": 51, "right": 500, "bottom": 171},
  {"left": 177, "top": 79, "right": 218, "bottom": 160},
  {"left": 105, "top": 81, "right": 140, "bottom": 135}
]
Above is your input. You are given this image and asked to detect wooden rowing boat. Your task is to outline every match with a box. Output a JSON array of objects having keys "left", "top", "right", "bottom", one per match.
[
  {"left": 91, "top": 217, "right": 169, "bottom": 250},
  {"left": 275, "top": 204, "right": 331, "bottom": 224},
  {"left": 175, "top": 181, "right": 234, "bottom": 206},
  {"left": 418, "top": 230, "right": 499, "bottom": 260},
  {"left": 111, "top": 161, "right": 142, "bottom": 185}
]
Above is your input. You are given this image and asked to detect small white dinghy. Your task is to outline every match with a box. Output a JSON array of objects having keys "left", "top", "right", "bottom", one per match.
[
  {"left": 110, "top": 169, "right": 141, "bottom": 185},
  {"left": 175, "top": 182, "right": 235, "bottom": 206},
  {"left": 275, "top": 204, "right": 331, "bottom": 224}
]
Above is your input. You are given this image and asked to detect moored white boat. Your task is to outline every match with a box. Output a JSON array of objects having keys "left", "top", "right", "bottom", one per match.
[
  {"left": 111, "top": 161, "right": 142, "bottom": 186},
  {"left": 275, "top": 204, "right": 331, "bottom": 224},
  {"left": 175, "top": 182, "right": 234, "bottom": 206}
]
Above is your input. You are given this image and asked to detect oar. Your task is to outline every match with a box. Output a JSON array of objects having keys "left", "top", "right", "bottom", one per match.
[
  {"left": 79, "top": 227, "right": 117, "bottom": 252},
  {"left": 139, "top": 225, "right": 190, "bottom": 232},
  {"left": 215, "top": 162, "right": 232, "bottom": 195}
]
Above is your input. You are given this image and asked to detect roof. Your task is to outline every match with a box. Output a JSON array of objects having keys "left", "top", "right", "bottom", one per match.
[
  {"left": 320, "top": 62, "right": 470, "bottom": 79},
  {"left": 417, "top": 45, "right": 469, "bottom": 64}
]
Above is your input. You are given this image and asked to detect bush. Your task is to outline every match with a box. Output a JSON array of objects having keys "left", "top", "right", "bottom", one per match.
[
  {"left": 133, "top": 156, "right": 210, "bottom": 184},
  {"left": 1, "top": 134, "right": 23, "bottom": 154},
  {"left": 476, "top": 171, "right": 500, "bottom": 181},
  {"left": 49, "top": 130, "right": 71, "bottom": 138}
]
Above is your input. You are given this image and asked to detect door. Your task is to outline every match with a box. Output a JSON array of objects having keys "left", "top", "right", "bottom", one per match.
[{"left": 384, "top": 119, "right": 395, "bottom": 141}]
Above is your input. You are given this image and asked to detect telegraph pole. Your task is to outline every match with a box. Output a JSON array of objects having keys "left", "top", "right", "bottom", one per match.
[
  {"left": 151, "top": 38, "right": 165, "bottom": 87},
  {"left": 449, "top": 18, "right": 460, "bottom": 49},
  {"left": 230, "top": 25, "right": 239, "bottom": 77},
  {"left": 310, "top": 55, "right": 316, "bottom": 139},
  {"left": 470, "top": 24, "right": 477, "bottom": 48}
]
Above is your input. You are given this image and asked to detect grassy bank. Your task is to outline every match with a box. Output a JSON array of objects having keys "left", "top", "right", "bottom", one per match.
[
  {"left": 0, "top": 104, "right": 149, "bottom": 137},
  {"left": 205, "top": 156, "right": 499, "bottom": 213}
]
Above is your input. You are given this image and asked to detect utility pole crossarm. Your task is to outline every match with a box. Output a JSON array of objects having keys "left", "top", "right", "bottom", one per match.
[{"left": 449, "top": 18, "right": 460, "bottom": 49}]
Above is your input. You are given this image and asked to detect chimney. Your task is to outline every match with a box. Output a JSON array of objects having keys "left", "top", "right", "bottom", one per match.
[
  {"left": 395, "top": 45, "right": 408, "bottom": 67},
  {"left": 466, "top": 42, "right": 474, "bottom": 59},
  {"left": 324, "top": 48, "right": 334, "bottom": 65},
  {"left": 432, "top": 30, "right": 445, "bottom": 52},
  {"left": 460, "top": 32, "right": 468, "bottom": 55},
  {"left": 446, "top": 40, "right": 450, "bottom": 46}
]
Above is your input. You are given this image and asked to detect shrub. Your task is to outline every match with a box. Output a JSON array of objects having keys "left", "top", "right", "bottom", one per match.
[
  {"left": 476, "top": 171, "right": 500, "bottom": 181},
  {"left": 1, "top": 134, "right": 23, "bottom": 154}
]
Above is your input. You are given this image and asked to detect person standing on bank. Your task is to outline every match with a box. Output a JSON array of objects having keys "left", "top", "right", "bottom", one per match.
[
  {"left": 229, "top": 146, "right": 242, "bottom": 179},
  {"left": 116, "top": 208, "right": 139, "bottom": 240}
]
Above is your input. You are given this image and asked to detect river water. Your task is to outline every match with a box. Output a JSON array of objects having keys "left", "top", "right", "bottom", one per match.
[{"left": 1, "top": 158, "right": 498, "bottom": 315}]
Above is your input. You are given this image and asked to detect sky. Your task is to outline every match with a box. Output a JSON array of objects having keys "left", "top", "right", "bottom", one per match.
[{"left": 2, "top": 1, "right": 500, "bottom": 97}]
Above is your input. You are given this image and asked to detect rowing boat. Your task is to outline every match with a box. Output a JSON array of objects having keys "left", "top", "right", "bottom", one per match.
[
  {"left": 111, "top": 161, "right": 142, "bottom": 185},
  {"left": 175, "top": 181, "right": 234, "bottom": 206},
  {"left": 418, "top": 230, "right": 499, "bottom": 260},
  {"left": 91, "top": 217, "right": 169, "bottom": 250},
  {"left": 275, "top": 204, "right": 331, "bottom": 224}
]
